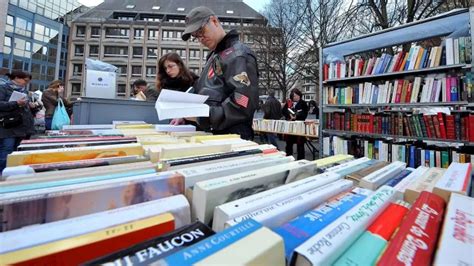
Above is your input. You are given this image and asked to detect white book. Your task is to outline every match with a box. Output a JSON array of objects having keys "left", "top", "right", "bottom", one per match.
[
  {"left": 61, "top": 124, "right": 115, "bottom": 130},
  {"left": 155, "top": 89, "right": 209, "bottom": 120},
  {"left": 154, "top": 124, "right": 196, "bottom": 132},
  {"left": 391, "top": 80, "right": 399, "bottom": 103},
  {"left": 434, "top": 79, "right": 442, "bottom": 102},
  {"left": 192, "top": 160, "right": 318, "bottom": 225},
  {"left": 323, "top": 138, "right": 330, "bottom": 156},
  {"left": 454, "top": 38, "right": 460, "bottom": 64},
  {"left": 325, "top": 157, "right": 371, "bottom": 173},
  {"left": 445, "top": 38, "right": 454, "bottom": 65},
  {"left": 408, "top": 46, "right": 420, "bottom": 70},
  {"left": 411, "top": 77, "right": 422, "bottom": 103},
  {"left": 392, "top": 144, "right": 399, "bottom": 162},
  {"left": 224, "top": 179, "right": 353, "bottom": 229},
  {"left": 8, "top": 91, "right": 27, "bottom": 102},
  {"left": 358, "top": 83, "right": 364, "bottom": 103},
  {"left": 0, "top": 195, "right": 190, "bottom": 254},
  {"left": 433, "top": 162, "right": 472, "bottom": 202},
  {"left": 112, "top": 120, "right": 147, "bottom": 126},
  {"left": 360, "top": 161, "right": 407, "bottom": 190},
  {"left": 434, "top": 194, "right": 474, "bottom": 266},
  {"left": 392, "top": 166, "right": 429, "bottom": 200},
  {"left": 178, "top": 155, "right": 292, "bottom": 189},
  {"left": 293, "top": 186, "right": 396, "bottom": 266},
  {"left": 213, "top": 171, "right": 342, "bottom": 232}
]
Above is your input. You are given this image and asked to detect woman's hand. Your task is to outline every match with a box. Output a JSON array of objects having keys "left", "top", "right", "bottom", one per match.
[
  {"left": 16, "top": 97, "right": 27, "bottom": 107},
  {"left": 170, "top": 118, "right": 185, "bottom": 125}
]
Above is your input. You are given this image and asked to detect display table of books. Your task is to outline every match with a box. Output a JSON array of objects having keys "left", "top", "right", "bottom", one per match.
[{"left": 0, "top": 121, "right": 472, "bottom": 265}]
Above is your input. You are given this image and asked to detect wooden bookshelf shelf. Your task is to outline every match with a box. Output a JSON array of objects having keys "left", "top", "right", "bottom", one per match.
[
  {"left": 322, "top": 129, "right": 474, "bottom": 145},
  {"left": 323, "top": 101, "right": 469, "bottom": 108},
  {"left": 323, "top": 64, "right": 469, "bottom": 84}
]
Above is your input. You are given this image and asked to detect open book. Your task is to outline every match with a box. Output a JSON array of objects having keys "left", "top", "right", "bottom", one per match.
[{"left": 155, "top": 89, "right": 209, "bottom": 120}]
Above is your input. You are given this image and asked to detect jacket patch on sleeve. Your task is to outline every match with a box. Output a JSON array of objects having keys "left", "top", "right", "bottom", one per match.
[
  {"left": 233, "top": 72, "right": 251, "bottom": 86},
  {"left": 234, "top": 92, "right": 249, "bottom": 108},
  {"left": 207, "top": 67, "right": 215, "bottom": 79}
]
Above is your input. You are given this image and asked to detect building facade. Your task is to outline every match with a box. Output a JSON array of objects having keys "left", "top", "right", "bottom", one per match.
[
  {"left": 0, "top": 0, "right": 82, "bottom": 91},
  {"left": 67, "top": 0, "right": 268, "bottom": 98}
]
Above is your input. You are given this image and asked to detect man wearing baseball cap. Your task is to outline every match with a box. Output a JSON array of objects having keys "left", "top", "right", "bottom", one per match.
[{"left": 171, "top": 6, "right": 259, "bottom": 140}]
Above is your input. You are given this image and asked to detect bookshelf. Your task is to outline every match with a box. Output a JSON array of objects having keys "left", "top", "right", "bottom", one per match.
[{"left": 319, "top": 7, "right": 474, "bottom": 159}]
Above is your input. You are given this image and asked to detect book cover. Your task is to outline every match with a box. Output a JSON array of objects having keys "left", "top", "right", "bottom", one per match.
[
  {"left": 224, "top": 179, "right": 353, "bottom": 229},
  {"left": 376, "top": 191, "right": 445, "bottom": 266},
  {"left": 1, "top": 172, "right": 186, "bottom": 232},
  {"left": 359, "top": 161, "right": 406, "bottom": 190},
  {"left": 434, "top": 193, "right": 474, "bottom": 266},
  {"left": 293, "top": 186, "right": 396, "bottom": 266},
  {"left": 404, "top": 167, "right": 446, "bottom": 204},
  {"left": 433, "top": 162, "right": 472, "bottom": 201},
  {"left": 192, "top": 160, "right": 318, "bottom": 225},
  {"left": 161, "top": 219, "right": 285, "bottom": 266},
  {"left": 1, "top": 213, "right": 175, "bottom": 265},
  {"left": 87, "top": 221, "right": 214, "bottom": 266}
]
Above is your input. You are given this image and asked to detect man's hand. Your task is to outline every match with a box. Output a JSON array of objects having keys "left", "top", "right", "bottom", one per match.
[
  {"left": 290, "top": 114, "right": 296, "bottom": 121},
  {"left": 170, "top": 118, "right": 185, "bottom": 125},
  {"left": 16, "top": 97, "right": 27, "bottom": 107}
]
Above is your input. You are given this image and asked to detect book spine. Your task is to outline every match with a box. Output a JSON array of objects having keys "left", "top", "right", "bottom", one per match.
[{"left": 376, "top": 192, "right": 446, "bottom": 266}]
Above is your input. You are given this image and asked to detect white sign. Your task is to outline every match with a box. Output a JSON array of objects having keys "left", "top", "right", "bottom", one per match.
[{"left": 85, "top": 69, "right": 116, "bottom": 99}]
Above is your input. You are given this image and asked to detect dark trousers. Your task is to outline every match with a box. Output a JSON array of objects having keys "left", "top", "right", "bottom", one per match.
[
  {"left": 0, "top": 137, "right": 22, "bottom": 175},
  {"left": 285, "top": 135, "right": 306, "bottom": 160},
  {"left": 45, "top": 117, "right": 53, "bottom": 130}
]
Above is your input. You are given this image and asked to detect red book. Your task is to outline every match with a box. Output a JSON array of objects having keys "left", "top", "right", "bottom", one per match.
[
  {"left": 376, "top": 191, "right": 445, "bottom": 266},
  {"left": 323, "top": 64, "right": 329, "bottom": 81},
  {"left": 437, "top": 113, "right": 447, "bottom": 139},
  {"left": 12, "top": 213, "right": 175, "bottom": 265},
  {"left": 358, "top": 59, "right": 365, "bottom": 76},
  {"left": 405, "top": 81, "right": 413, "bottom": 103},
  {"left": 444, "top": 114, "right": 456, "bottom": 139},
  {"left": 432, "top": 115, "right": 441, "bottom": 138},
  {"left": 423, "top": 115, "right": 432, "bottom": 138},
  {"left": 369, "top": 114, "right": 375, "bottom": 133},
  {"left": 469, "top": 114, "right": 474, "bottom": 142},
  {"left": 395, "top": 80, "right": 403, "bottom": 103},
  {"left": 336, "top": 62, "right": 341, "bottom": 79}
]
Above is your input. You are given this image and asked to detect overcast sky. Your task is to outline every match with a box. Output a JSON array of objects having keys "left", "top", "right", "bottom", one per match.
[{"left": 77, "top": 0, "right": 269, "bottom": 13}]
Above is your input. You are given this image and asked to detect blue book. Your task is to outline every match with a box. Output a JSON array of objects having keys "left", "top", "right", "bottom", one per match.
[
  {"left": 425, "top": 149, "right": 430, "bottom": 166},
  {"left": 409, "top": 146, "right": 416, "bottom": 168},
  {"left": 429, "top": 150, "right": 435, "bottom": 167},
  {"left": 331, "top": 159, "right": 379, "bottom": 176},
  {"left": 384, "top": 169, "right": 413, "bottom": 187},
  {"left": 0, "top": 168, "right": 156, "bottom": 193},
  {"left": 273, "top": 191, "right": 367, "bottom": 260},
  {"left": 404, "top": 47, "right": 414, "bottom": 71},
  {"left": 163, "top": 219, "right": 265, "bottom": 265},
  {"left": 420, "top": 49, "right": 429, "bottom": 69},
  {"left": 375, "top": 54, "right": 386, "bottom": 74},
  {"left": 372, "top": 86, "right": 379, "bottom": 104},
  {"left": 401, "top": 146, "right": 406, "bottom": 163}
]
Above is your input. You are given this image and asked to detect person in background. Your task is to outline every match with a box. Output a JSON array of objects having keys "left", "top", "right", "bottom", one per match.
[
  {"left": 282, "top": 88, "right": 309, "bottom": 160},
  {"left": 42, "top": 80, "right": 74, "bottom": 130},
  {"left": 171, "top": 6, "right": 259, "bottom": 140},
  {"left": 132, "top": 79, "right": 159, "bottom": 102},
  {"left": 0, "top": 71, "right": 39, "bottom": 174},
  {"left": 262, "top": 89, "right": 282, "bottom": 148},
  {"left": 156, "top": 53, "right": 199, "bottom": 93}
]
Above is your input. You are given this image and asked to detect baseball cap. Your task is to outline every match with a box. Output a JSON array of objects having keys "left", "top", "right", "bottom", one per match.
[{"left": 182, "top": 6, "right": 215, "bottom": 41}]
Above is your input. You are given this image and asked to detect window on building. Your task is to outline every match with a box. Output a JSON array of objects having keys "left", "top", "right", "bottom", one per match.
[
  {"left": 162, "top": 30, "right": 181, "bottom": 40},
  {"left": 14, "top": 17, "right": 33, "bottom": 37},
  {"left": 132, "top": 47, "right": 143, "bottom": 58},
  {"left": 76, "top": 26, "right": 86, "bottom": 37},
  {"left": 147, "top": 47, "right": 158, "bottom": 58},
  {"left": 146, "top": 66, "right": 156, "bottom": 77},
  {"left": 89, "top": 45, "right": 99, "bottom": 57},
  {"left": 73, "top": 64, "right": 83, "bottom": 76},
  {"left": 189, "top": 49, "right": 200, "bottom": 59},
  {"left": 161, "top": 48, "right": 173, "bottom": 56},
  {"left": 131, "top": 65, "right": 142, "bottom": 77},
  {"left": 125, "top": 5, "right": 135, "bottom": 9},
  {"left": 244, "top": 34, "right": 254, "bottom": 44},
  {"left": 74, "top": 44, "right": 84, "bottom": 56},
  {"left": 116, "top": 65, "right": 127, "bottom": 76},
  {"left": 105, "top": 28, "right": 129, "bottom": 38},
  {"left": 134, "top": 29, "right": 144, "bottom": 39},
  {"left": 152, "top": 6, "right": 160, "bottom": 10},
  {"left": 90, "top": 27, "right": 100, "bottom": 37},
  {"left": 148, "top": 29, "right": 159, "bottom": 40},
  {"left": 176, "top": 49, "right": 186, "bottom": 59},
  {"left": 202, "top": 50, "right": 209, "bottom": 60},
  {"left": 143, "top": 16, "right": 161, "bottom": 22},
  {"left": 6, "top": 15, "right": 14, "bottom": 32},
  {"left": 117, "top": 84, "right": 127, "bottom": 97},
  {"left": 104, "top": 46, "right": 128, "bottom": 57},
  {"left": 3, "top": 36, "right": 12, "bottom": 54},
  {"left": 71, "top": 83, "right": 81, "bottom": 96},
  {"left": 117, "top": 16, "right": 134, "bottom": 21},
  {"left": 190, "top": 67, "right": 199, "bottom": 75}
]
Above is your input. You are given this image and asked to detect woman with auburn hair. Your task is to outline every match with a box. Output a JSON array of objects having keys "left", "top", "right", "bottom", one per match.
[
  {"left": 42, "top": 80, "right": 74, "bottom": 130},
  {"left": 156, "top": 53, "right": 199, "bottom": 93}
]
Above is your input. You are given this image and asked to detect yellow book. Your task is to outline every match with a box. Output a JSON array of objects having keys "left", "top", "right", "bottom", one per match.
[
  {"left": 0, "top": 213, "right": 174, "bottom": 264},
  {"left": 115, "top": 124, "right": 154, "bottom": 129},
  {"left": 137, "top": 136, "right": 183, "bottom": 145},
  {"left": 313, "top": 154, "right": 353, "bottom": 167},
  {"left": 190, "top": 134, "right": 240, "bottom": 143},
  {"left": 6, "top": 143, "right": 144, "bottom": 167},
  {"left": 195, "top": 225, "right": 285, "bottom": 266},
  {"left": 414, "top": 47, "right": 425, "bottom": 69}
]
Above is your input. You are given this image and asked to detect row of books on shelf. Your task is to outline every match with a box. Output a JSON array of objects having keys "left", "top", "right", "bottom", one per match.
[
  {"left": 252, "top": 119, "right": 319, "bottom": 137},
  {"left": 323, "top": 136, "right": 474, "bottom": 168},
  {"left": 324, "top": 72, "right": 474, "bottom": 104},
  {"left": 324, "top": 36, "right": 472, "bottom": 80},
  {"left": 324, "top": 111, "right": 474, "bottom": 142},
  {"left": 0, "top": 128, "right": 472, "bottom": 266}
]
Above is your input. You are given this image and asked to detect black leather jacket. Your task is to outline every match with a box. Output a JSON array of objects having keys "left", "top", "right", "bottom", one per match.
[{"left": 195, "top": 30, "right": 259, "bottom": 139}]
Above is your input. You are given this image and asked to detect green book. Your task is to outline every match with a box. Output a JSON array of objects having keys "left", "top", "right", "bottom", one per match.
[{"left": 441, "top": 150, "right": 450, "bottom": 168}]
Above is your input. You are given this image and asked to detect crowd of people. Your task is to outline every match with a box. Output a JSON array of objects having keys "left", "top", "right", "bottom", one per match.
[{"left": 0, "top": 6, "right": 318, "bottom": 174}]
